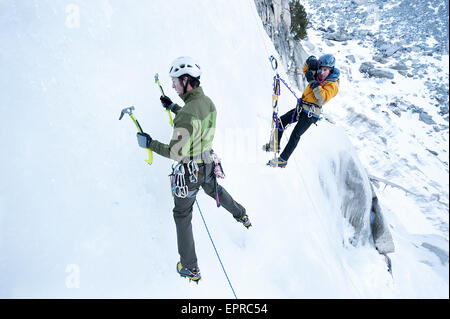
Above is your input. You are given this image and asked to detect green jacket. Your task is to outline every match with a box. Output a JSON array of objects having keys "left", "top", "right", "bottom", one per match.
[{"left": 149, "top": 87, "right": 216, "bottom": 163}]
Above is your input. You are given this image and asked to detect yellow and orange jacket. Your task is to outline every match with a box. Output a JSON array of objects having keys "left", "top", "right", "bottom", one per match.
[{"left": 301, "top": 63, "right": 340, "bottom": 115}]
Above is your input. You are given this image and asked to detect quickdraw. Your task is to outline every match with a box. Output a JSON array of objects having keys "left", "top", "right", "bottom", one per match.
[
  {"left": 170, "top": 160, "right": 202, "bottom": 198},
  {"left": 170, "top": 163, "right": 188, "bottom": 198},
  {"left": 187, "top": 160, "right": 199, "bottom": 183}
]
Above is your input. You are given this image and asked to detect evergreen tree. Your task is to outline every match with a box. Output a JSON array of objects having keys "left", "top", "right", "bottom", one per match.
[{"left": 289, "top": 0, "right": 309, "bottom": 40}]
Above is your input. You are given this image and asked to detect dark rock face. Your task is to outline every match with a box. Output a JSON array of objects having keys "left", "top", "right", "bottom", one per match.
[{"left": 254, "top": 0, "right": 309, "bottom": 90}]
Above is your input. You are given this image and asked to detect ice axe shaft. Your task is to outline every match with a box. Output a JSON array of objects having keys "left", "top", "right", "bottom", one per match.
[
  {"left": 155, "top": 73, "right": 173, "bottom": 126},
  {"left": 154, "top": 73, "right": 165, "bottom": 96},
  {"left": 119, "top": 106, "right": 153, "bottom": 165}
]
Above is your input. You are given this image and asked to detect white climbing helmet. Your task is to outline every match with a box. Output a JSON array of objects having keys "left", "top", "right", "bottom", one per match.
[{"left": 169, "top": 56, "right": 202, "bottom": 78}]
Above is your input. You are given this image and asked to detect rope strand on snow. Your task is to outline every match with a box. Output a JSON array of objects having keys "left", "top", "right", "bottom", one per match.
[{"left": 195, "top": 200, "right": 238, "bottom": 299}]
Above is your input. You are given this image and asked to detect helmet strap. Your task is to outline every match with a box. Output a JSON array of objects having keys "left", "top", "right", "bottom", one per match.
[{"left": 181, "top": 75, "right": 189, "bottom": 95}]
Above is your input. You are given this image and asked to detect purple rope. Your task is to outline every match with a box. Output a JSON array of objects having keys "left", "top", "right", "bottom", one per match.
[
  {"left": 279, "top": 77, "right": 299, "bottom": 100},
  {"left": 276, "top": 99, "right": 301, "bottom": 132}
]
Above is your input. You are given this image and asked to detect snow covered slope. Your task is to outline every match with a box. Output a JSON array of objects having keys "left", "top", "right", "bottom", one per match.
[
  {"left": 301, "top": 0, "right": 449, "bottom": 235},
  {"left": 300, "top": 0, "right": 449, "bottom": 296},
  {"left": 0, "top": 0, "right": 447, "bottom": 298}
]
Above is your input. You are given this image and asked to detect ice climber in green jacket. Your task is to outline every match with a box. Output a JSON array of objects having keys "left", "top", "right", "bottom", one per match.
[{"left": 136, "top": 56, "right": 250, "bottom": 283}]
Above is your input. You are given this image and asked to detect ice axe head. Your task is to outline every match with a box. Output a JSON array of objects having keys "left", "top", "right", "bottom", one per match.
[
  {"left": 119, "top": 106, "right": 135, "bottom": 120},
  {"left": 154, "top": 73, "right": 165, "bottom": 96}
]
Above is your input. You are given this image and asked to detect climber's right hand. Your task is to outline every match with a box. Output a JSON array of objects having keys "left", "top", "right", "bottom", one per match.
[{"left": 160, "top": 95, "right": 174, "bottom": 110}]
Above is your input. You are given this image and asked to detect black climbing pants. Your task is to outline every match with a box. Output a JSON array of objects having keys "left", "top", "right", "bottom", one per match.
[
  {"left": 173, "top": 162, "right": 246, "bottom": 269},
  {"left": 278, "top": 107, "right": 319, "bottom": 161}
]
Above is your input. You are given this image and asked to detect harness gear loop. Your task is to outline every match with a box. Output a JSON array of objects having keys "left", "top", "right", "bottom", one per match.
[{"left": 297, "top": 99, "right": 321, "bottom": 120}]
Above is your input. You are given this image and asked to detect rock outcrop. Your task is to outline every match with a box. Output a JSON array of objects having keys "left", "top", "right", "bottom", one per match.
[{"left": 254, "top": 0, "right": 309, "bottom": 90}]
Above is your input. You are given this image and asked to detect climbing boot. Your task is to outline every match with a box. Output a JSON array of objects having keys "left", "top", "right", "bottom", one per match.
[
  {"left": 267, "top": 157, "right": 287, "bottom": 168},
  {"left": 236, "top": 214, "right": 252, "bottom": 229},
  {"left": 176, "top": 262, "right": 201, "bottom": 283}
]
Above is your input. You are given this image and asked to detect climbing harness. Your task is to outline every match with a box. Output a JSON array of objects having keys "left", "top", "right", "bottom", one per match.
[
  {"left": 169, "top": 150, "right": 225, "bottom": 199},
  {"left": 169, "top": 160, "right": 201, "bottom": 198},
  {"left": 296, "top": 99, "right": 322, "bottom": 120}
]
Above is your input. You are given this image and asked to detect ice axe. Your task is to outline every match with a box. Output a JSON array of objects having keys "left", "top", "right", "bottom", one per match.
[
  {"left": 154, "top": 73, "right": 173, "bottom": 127},
  {"left": 119, "top": 106, "right": 153, "bottom": 165}
]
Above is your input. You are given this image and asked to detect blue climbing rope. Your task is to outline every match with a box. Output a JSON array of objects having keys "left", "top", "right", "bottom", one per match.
[{"left": 195, "top": 199, "right": 238, "bottom": 299}]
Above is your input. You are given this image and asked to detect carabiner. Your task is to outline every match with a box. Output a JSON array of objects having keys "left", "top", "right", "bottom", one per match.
[
  {"left": 269, "top": 55, "right": 278, "bottom": 71},
  {"left": 187, "top": 160, "right": 199, "bottom": 183}
]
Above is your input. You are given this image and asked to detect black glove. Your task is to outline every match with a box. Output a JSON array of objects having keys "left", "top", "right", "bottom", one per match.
[
  {"left": 137, "top": 132, "right": 152, "bottom": 149},
  {"left": 306, "top": 56, "right": 319, "bottom": 71},
  {"left": 305, "top": 70, "right": 316, "bottom": 83},
  {"left": 160, "top": 95, "right": 174, "bottom": 110},
  {"left": 309, "top": 80, "right": 320, "bottom": 89}
]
